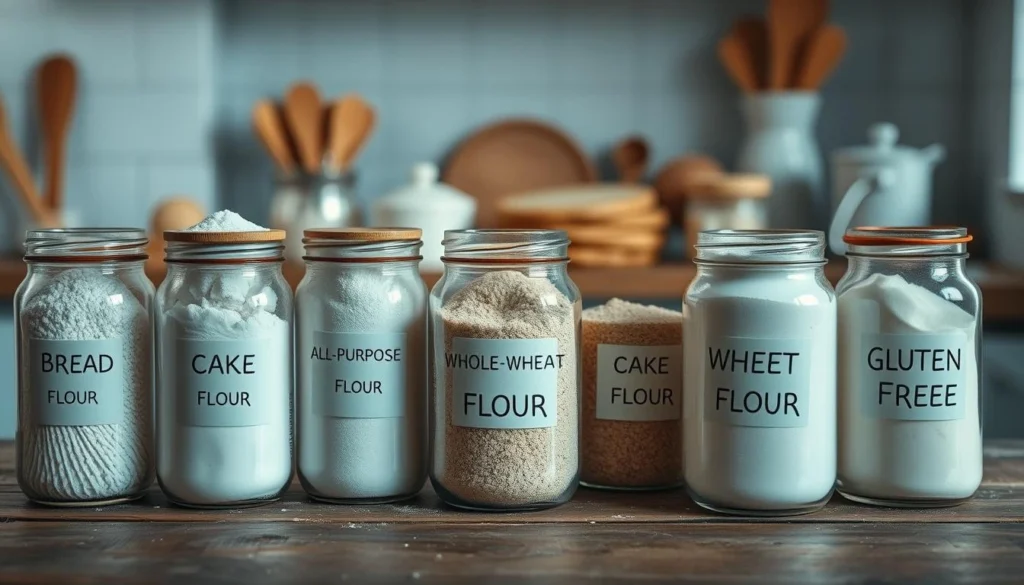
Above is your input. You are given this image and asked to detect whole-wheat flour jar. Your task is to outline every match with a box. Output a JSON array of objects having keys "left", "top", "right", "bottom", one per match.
[
  {"left": 581, "top": 299, "right": 683, "bottom": 490},
  {"left": 430, "top": 229, "right": 581, "bottom": 511},
  {"left": 16, "top": 228, "right": 154, "bottom": 506}
]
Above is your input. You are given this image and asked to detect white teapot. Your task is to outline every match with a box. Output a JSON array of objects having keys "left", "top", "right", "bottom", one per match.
[{"left": 828, "top": 123, "right": 944, "bottom": 254}]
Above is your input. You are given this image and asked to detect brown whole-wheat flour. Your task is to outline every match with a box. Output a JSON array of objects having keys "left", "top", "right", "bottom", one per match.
[
  {"left": 436, "top": 270, "right": 579, "bottom": 507},
  {"left": 581, "top": 298, "right": 682, "bottom": 489}
]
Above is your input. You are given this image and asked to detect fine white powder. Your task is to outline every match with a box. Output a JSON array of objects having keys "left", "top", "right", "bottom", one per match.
[
  {"left": 838, "top": 273, "right": 982, "bottom": 501},
  {"left": 184, "top": 210, "right": 267, "bottom": 232},
  {"left": 297, "top": 266, "right": 426, "bottom": 501},
  {"left": 19, "top": 268, "right": 152, "bottom": 503}
]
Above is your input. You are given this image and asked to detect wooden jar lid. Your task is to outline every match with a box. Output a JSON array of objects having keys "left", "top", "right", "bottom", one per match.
[
  {"left": 163, "top": 229, "right": 286, "bottom": 243},
  {"left": 303, "top": 227, "right": 423, "bottom": 241}
]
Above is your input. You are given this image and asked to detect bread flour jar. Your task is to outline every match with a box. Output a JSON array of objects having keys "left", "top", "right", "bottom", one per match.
[
  {"left": 155, "top": 211, "right": 293, "bottom": 508},
  {"left": 683, "top": 229, "right": 837, "bottom": 516},
  {"left": 836, "top": 227, "right": 982, "bottom": 507},
  {"left": 429, "top": 229, "right": 581, "bottom": 511}
]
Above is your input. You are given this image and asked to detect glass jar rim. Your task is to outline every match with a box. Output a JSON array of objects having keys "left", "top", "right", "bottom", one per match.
[
  {"left": 843, "top": 226, "right": 971, "bottom": 258},
  {"left": 694, "top": 229, "right": 826, "bottom": 264},
  {"left": 24, "top": 227, "right": 148, "bottom": 261},
  {"left": 442, "top": 229, "right": 569, "bottom": 263},
  {"left": 303, "top": 229, "right": 423, "bottom": 263}
]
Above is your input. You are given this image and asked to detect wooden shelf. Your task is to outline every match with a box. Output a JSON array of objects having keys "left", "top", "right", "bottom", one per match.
[{"left": 2, "top": 257, "right": 1024, "bottom": 321}]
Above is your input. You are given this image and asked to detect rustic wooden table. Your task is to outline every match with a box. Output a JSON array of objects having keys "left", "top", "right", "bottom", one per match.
[{"left": 1, "top": 441, "right": 1023, "bottom": 584}]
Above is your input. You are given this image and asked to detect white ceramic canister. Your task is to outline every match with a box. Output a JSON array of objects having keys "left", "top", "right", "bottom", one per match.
[
  {"left": 683, "top": 229, "right": 837, "bottom": 516},
  {"left": 370, "top": 163, "right": 476, "bottom": 273},
  {"left": 828, "top": 123, "right": 944, "bottom": 255}
]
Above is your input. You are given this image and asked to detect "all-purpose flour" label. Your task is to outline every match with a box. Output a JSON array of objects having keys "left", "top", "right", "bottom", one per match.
[
  {"left": 857, "top": 332, "right": 969, "bottom": 421},
  {"left": 177, "top": 339, "right": 276, "bottom": 427},
  {"left": 703, "top": 336, "right": 812, "bottom": 428},
  {"left": 309, "top": 331, "right": 406, "bottom": 418},
  {"left": 30, "top": 339, "right": 124, "bottom": 426},
  {"left": 596, "top": 344, "right": 682, "bottom": 421},
  {"left": 447, "top": 337, "right": 563, "bottom": 429}
]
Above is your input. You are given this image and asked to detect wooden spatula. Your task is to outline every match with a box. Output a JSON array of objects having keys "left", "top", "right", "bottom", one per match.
[
  {"left": 733, "top": 17, "right": 768, "bottom": 91},
  {"left": 252, "top": 99, "right": 296, "bottom": 175},
  {"left": 282, "top": 82, "right": 324, "bottom": 174},
  {"left": 37, "top": 54, "right": 77, "bottom": 211},
  {"left": 0, "top": 96, "right": 58, "bottom": 227},
  {"left": 326, "top": 94, "right": 376, "bottom": 173},
  {"left": 796, "top": 25, "right": 847, "bottom": 90},
  {"left": 718, "top": 34, "right": 760, "bottom": 92},
  {"left": 767, "top": 0, "right": 829, "bottom": 89}
]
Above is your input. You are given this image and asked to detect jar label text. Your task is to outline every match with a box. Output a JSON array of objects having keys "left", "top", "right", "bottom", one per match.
[
  {"left": 309, "top": 331, "right": 406, "bottom": 418},
  {"left": 703, "top": 336, "right": 812, "bottom": 428},
  {"left": 30, "top": 339, "right": 124, "bottom": 426},
  {"left": 858, "top": 333, "right": 970, "bottom": 421},
  {"left": 448, "top": 337, "right": 561, "bottom": 429},
  {"left": 177, "top": 339, "right": 275, "bottom": 427},
  {"left": 596, "top": 344, "right": 682, "bottom": 421}
]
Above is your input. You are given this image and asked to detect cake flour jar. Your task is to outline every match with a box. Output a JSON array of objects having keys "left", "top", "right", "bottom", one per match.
[
  {"left": 836, "top": 227, "right": 982, "bottom": 507},
  {"left": 296, "top": 228, "right": 427, "bottom": 503},
  {"left": 155, "top": 211, "right": 293, "bottom": 508},
  {"left": 683, "top": 229, "right": 837, "bottom": 516}
]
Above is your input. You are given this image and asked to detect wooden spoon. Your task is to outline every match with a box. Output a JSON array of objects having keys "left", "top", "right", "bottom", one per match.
[
  {"left": 733, "top": 17, "right": 768, "bottom": 90},
  {"left": 767, "top": 0, "right": 829, "bottom": 89},
  {"left": 718, "top": 34, "right": 760, "bottom": 92},
  {"left": 251, "top": 99, "right": 296, "bottom": 175},
  {"left": 326, "top": 94, "right": 376, "bottom": 172},
  {"left": 612, "top": 136, "right": 649, "bottom": 183},
  {"left": 0, "top": 96, "right": 57, "bottom": 227},
  {"left": 282, "top": 82, "right": 324, "bottom": 174},
  {"left": 37, "top": 54, "right": 77, "bottom": 212},
  {"left": 796, "top": 25, "right": 847, "bottom": 90}
]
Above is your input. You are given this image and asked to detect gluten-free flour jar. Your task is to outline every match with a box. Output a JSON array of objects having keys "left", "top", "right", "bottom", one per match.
[
  {"left": 684, "top": 229, "right": 837, "bottom": 516},
  {"left": 16, "top": 229, "right": 154, "bottom": 506},
  {"left": 836, "top": 227, "right": 982, "bottom": 507},
  {"left": 430, "top": 229, "right": 581, "bottom": 511},
  {"left": 296, "top": 228, "right": 427, "bottom": 503},
  {"left": 155, "top": 211, "right": 293, "bottom": 508}
]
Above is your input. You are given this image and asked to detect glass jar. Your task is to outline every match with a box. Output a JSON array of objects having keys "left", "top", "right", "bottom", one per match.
[
  {"left": 429, "top": 229, "right": 581, "bottom": 511},
  {"left": 155, "top": 229, "right": 293, "bottom": 508},
  {"left": 683, "top": 229, "right": 836, "bottom": 516},
  {"left": 836, "top": 227, "right": 982, "bottom": 507},
  {"left": 684, "top": 174, "right": 770, "bottom": 258},
  {"left": 273, "top": 172, "right": 360, "bottom": 263},
  {"left": 296, "top": 228, "right": 428, "bottom": 503},
  {"left": 16, "top": 228, "right": 154, "bottom": 506}
]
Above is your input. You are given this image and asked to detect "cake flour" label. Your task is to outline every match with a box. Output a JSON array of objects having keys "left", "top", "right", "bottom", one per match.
[
  {"left": 176, "top": 339, "right": 276, "bottom": 427},
  {"left": 857, "top": 332, "right": 969, "bottom": 421},
  {"left": 596, "top": 344, "right": 682, "bottom": 421},
  {"left": 30, "top": 339, "right": 124, "bottom": 426},
  {"left": 309, "top": 331, "right": 406, "bottom": 418},
  {"left": 703, "top": 336, "right": 812, "bottom": 428},
  {"left": 447, "top": 337, "right": 562, "bottom": 429}
]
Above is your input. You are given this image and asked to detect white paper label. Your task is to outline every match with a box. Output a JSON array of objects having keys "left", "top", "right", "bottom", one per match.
[
  {"left": 176, "top": 338, "right": 277, "bottom": 427},
  {"left": 596, "top": 344, "right": 682, "bottom": 421},
  {"left": 447, "top": 337, "right": 563, "bottom": 429},
  {"left": 703, "top": 336, "right": 813, "bottom": 428},
  {"left": 309, "top": 331, "right": 407, "bottom": 418},
  {"left": 30, "top": 339, "right": 125, "bottom": 426}
]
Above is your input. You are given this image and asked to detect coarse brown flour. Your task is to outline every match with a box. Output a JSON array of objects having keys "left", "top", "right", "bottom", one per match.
[{"left": 435, "top": 270, "right": 578, "bottom": 507}]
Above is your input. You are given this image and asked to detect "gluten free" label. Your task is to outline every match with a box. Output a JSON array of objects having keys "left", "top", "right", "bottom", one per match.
[
  {"left": 30, "top": 339, "right": 124, "bottom": 426},
  {"left": 177, "top": 339, "right": 274, "bottom": 427},
  {"left": 447, "top": 337, "right": 564, "bottom": 429},
  {"left": 596, "top": 344, "right": 682, "bottom": 421},
  {"left": 309, "top": 331, "right": 406, "bottom": 418}
]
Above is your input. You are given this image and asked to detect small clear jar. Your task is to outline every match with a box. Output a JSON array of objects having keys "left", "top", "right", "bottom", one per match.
[
  {"left": 430, "top": 229, "right": 581, "bottom": 511},
  {"left": 274, "top": 172, "right": 360, "bottom": 263},
  {"left": 684, "top": 174, "right": 770, "bottom": 258},
  {"left": 684, "top": 229, "right": 837, "bottom": 516},
  {"left": 296, "top": 228, "right": 428, "bottom": 504},
  {"left": 836, "top": 227, "right": 982, "bottom": 507},
  {"left": 155, "top": 229, "right": 293, "bottom": 508},
  {"left": 16, "top": 228, "right": 154, "bottom": 506}
]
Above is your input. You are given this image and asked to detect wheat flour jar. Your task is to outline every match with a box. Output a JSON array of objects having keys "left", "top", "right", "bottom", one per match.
[
  {"left": 837, "top": 227, "right": 982, "bottom": 507},
  {"left": 155, "top": 211, "right": 293, "bottom": 508},
  {"left": 296, "top": 228, "right": 427, "bottom": 503},
  {"left": 16, "top": 228, "right": 154, "bottom": 506},
  {"left": 430, "top": 229, "right": 581, "bottom": 511},
  {"left": 684, "top": 229, "right": 837, "bottom": 516}
]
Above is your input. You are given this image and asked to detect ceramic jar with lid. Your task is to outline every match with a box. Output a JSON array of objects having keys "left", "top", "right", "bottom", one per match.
[{"left": 684, "top": 174, "right": 771, "bottom": 258}]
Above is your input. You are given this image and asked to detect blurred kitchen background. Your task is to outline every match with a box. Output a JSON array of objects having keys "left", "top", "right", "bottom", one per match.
[{"left": 0, "top": 0, "right": 1023, "bottom": 438}]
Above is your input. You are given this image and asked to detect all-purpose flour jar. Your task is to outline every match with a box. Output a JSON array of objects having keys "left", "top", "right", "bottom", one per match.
[
  {"left": 155, "top": 211, "right": 293, "bottom": 508},
  {"left": 16, "top": 228, "right": 154, "bottom": 506},
  {"left": 296, "top": 228, "right": 427, "bottom": 503},
  {"left": 430, "top": 229, "right": 581, "bottom": 511},
  {"left": 836, "top": 227, "right": 982, "bottom": 507},
  {"left": 684, "top": 229, "right": 837, "bottom": 516}
]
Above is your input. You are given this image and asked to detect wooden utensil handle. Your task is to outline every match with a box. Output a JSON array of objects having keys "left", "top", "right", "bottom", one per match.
[{"left": 0, "top": 138, "right": 56, "bottom": 226}]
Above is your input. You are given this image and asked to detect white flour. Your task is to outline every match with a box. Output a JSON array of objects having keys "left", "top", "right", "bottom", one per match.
[
  {"left": 19, "top": 268, "right": 152, "bottom": 503},
  {"left": 184, "top": 210, "right": 266, "bottom": 232}
]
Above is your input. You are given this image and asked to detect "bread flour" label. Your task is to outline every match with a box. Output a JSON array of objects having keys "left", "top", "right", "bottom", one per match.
[
  {"left": 596, "top": 344, "right": 682, "bottom": 421},
  {"left": 30, "top": 339, "right": 124, "bottom": 426},
  {"left": 703, "top": 336, "right": 812, "bottom": 428},
  {"left": 448, "top": 337, "right": 562, "bottom": 429},
  {"left": 309, "top": 331, "right": 406, "bottom": 418},
  {"left": 857, "top": 332, "right": 969, "bottom": 421},
  {"left": 176, "top": 339, "right": 276, "bottom": 427}
]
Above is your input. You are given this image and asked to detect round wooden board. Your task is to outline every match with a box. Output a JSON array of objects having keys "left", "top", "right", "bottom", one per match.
[{"left": 498, "top": 206, "right": 670, "bottom": 230}]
